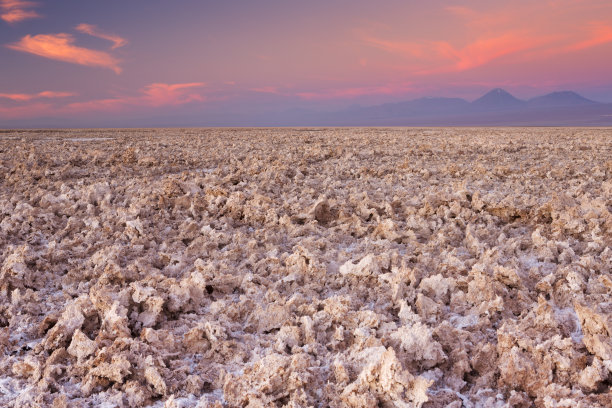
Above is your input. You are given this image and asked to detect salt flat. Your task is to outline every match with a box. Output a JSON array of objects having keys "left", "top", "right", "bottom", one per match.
[{"left": 0, "top": 128, "right": 610, "bottom": 407}]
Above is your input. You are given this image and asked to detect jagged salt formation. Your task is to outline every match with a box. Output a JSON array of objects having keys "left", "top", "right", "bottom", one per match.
[{"left": 0, "top": 127, "right": 610, "bottom": 407}]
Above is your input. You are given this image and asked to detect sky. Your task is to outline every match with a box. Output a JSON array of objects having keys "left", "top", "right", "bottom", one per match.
[{"left": 1, "top": 0, "right": 612, "bottom": 126}]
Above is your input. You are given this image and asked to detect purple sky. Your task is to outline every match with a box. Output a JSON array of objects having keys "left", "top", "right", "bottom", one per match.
[{"left": 2, "top": 0, "right": 612, "bottom": 126}]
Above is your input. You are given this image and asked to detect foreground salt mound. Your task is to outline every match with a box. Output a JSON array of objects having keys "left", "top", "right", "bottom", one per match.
[
  {"left": 340, "top": 347, "right": 431, "bottom": 407},
  {"left": 0, "top": 128, "right": 610, "bottom": 407}
]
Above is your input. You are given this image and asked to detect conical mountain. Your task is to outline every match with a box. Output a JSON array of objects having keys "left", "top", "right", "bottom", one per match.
[{"left": 471, "top": 88, "right": 526, "bottom": 110}]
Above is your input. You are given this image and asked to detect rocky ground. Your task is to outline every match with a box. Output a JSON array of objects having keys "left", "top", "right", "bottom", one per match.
[{"left": 0, "top": 127, "right": 610, "bottom": 407}]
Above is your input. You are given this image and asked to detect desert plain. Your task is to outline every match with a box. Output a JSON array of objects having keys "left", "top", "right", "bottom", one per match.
[{"left": 0, "top": 127, "right": 610, "bottom": 407}]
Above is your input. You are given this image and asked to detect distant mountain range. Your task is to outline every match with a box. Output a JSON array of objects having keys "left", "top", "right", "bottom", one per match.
[
  {"left": 527, "top": 91, "right": 597, "bottom": 108},
  {"left": 306, "top": 88, "right": 612, "bottom": 126},
  {"left": 3, "top": 88, "right": 611, "bottom": 128}
]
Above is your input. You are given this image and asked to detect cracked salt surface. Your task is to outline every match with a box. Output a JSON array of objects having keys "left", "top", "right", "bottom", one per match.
[
  {"left": 0, "top": 128, "right": 610, "bottom": 407},
  {"left": 0, "top": 377, "right": 23, "bottom": 398},
  {"left": 70, "top": 137, "right": 114, "bottom": 142}
]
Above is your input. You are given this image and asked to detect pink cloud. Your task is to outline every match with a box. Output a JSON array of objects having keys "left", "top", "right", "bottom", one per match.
[
  {"left": 297, "top": 82, "right": 413, "bottom": 100},
  {"left": 566, "top": 22, "right": 612, "bottom": 51},
  {"left": 366, "top": 23, "right": 612, "bottom": 76},
  {"left": 365, "top": 37, "right": 426, "bottom": 58},
  {"left": 0, "top": 82, "right": 205, "bottom": 119},
  {"left": 0, "top": 90, "right": 74, "bottom": 101},
  {"left": 444, "top": 5, "right": 514, "bottom": 31},
  {"left": 0, "top": 102, "right": 52, "bottom": 118},
  {"left": 75, "top": 23, "right": 127, "bottom": 49},
  {"left": 519, "top": 22, "right": 612, "bottom": 61},
  {"left": 248, "top": 83, "right": 416, "bottom": 100},
  {"left": 66, "top": 82, "right": 206, "bottom": 112},
  {"left": 0, "top": 0, "right": 40, "bottom": 24},
  {"left": 364, "top": 2, "right": 612, "bottom": 78},
  {"left": 250, "top": 86, "right": 281, "bottom": 94},
  {"left": 366, "top": 32, "right": 543, "bottom": 74},
  {"left": 7, "top": 33, "right": 122, "bottom": 73},
  {"left": 444, "top": 32, "right": 545, "bottom": 72},
  {"left": 143, "top": 82, "right": 205, "bottom": 106}
]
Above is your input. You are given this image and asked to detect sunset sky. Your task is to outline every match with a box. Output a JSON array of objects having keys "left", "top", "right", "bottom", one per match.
[{"left": 2, "top": 0, "right": 612, "bottom": 126}]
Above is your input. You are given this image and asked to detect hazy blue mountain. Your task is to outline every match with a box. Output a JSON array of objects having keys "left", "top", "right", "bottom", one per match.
[
  {"left": 527, "top": 91, "right": 597, "bottom": 108},
  {"left": 3, "top": 88, "right": 609, "bottom": 127},
  {"left": 471, "top": 88, "right": 526, "bottom": 110},
  {"left": 307, "top": 88, "right": 610, "bottom": 126},
  {"left": 346, "top": 97, "right": 470, "bottom": 118},
  {"left": 394, "top": 97, "right": 471, "bottom": 115}
]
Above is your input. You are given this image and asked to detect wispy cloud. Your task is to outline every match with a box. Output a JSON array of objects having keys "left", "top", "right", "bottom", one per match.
[
  {"left": 142, "top": 82, "right": 205, "bottom": 106},
  {"left": 520, "top": 21, "right": 612, "bottom": 60},
  {"left": 365, "top": 37, "right": 427, "bottom": 59},
  {"left": 250, "top": 86, "right": 281, "bottom": 94},
  {"left": 366, "top": 17, "right": 612, "bottom": 76},
  {"left": 0, "top": 82, "right": 206, "bottom": 119},
  {"left": 366, "top": 32, "right": 544, "bottom": 74},
  {"left": 297, "top": 82, "right": 413, "bottom": 100},
  {"left": 7, "top": 33, "right": 122, "bottom": 73},
  {"left": 75, "top": 23, "right": 127, "bottom": 49},
  {"left": 434, "top": 32, "right": 549, "bottom": 73},
  {"left": 66, "top": 82, "right": 206, "bottom": 112},
  {"left": 0, "top": 102, "right": 52, "bottom": 118},
  {"left": 0, "top": 0, "right": 40, "bottom": 24},
  {"left": 444, "top": 6, "right": 513, "bottom": 30},
  {"left": 566, "top": 22, "right": 612, "bottom": 51},
  {"left": 0, "top": 90, "right": 74, "bottom": 101},
  {"left": 363, "top": 2, "right": 612, "bottom": 78}
]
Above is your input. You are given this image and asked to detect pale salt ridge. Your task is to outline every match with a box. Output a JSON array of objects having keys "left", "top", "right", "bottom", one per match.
[{"left": 0, "top": 127, "right": 610, "bottom": 407}]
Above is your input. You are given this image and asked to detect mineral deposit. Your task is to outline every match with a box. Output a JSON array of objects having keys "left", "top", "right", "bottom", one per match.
[{"left": 0, "top": 127, "right": 610, "bottom": 407}]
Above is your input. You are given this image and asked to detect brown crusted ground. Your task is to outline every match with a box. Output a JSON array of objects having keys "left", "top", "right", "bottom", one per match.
[{"left": 0, "top": 127, "right": 610, "bottom": 408}]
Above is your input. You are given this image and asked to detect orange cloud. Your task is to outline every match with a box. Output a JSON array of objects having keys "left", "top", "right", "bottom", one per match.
[
  {"left": 443, "top": 3, "right": 612, "bottom": 59},
  {"left": 7, "top": 33, "right": 122, "bottom": 73},
  {"left": 445, "top": 32, "right": 543, "bottom": 72},
  {"left": 75, "top": 23, "right": 127, "bottom": 49},
  {"left": 362, "top": 2, "right": 612, "bottom": 78},
  {"left": 519, "top": 21, "right": 612, "bottom": 61},
  {"left": 364, "top": 21, "right": 584, "bottom": 75},
  {"left": 0, "top": 0, "right": 40, "bottom": 23},
  {"left": 0, "top": 90, "right": 74, "bottom": 101},
  {"left": 566, "top": 22, "right": 612, "bottom": 51},
  {"left": 366, "top": 32, "right": 543, "bottom": 74}
]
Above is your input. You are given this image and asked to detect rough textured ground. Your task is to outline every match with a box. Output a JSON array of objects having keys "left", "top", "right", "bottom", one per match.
[{"left": 0, "top": 128, "right": 610, "bottom": 408}]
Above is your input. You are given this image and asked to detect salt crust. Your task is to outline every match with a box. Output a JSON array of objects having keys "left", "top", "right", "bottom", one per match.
[{"left": 0, "top": 128, "right": 610, "bottom": 407}]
